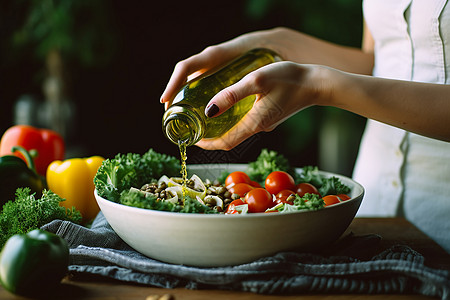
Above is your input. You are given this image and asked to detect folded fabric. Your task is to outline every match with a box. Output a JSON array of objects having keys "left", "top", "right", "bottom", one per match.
[{"left": 42, "top": 212, "right": 450, "bottom": 299}]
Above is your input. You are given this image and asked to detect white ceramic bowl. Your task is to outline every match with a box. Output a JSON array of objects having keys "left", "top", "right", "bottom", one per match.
[{"left": 95, "top": 164, "right": 364, "bottom": 267}]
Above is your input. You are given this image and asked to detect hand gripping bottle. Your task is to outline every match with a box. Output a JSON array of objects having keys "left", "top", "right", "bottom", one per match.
[{"left": 162, "top": 48, "right": 281, "bottom": 147}]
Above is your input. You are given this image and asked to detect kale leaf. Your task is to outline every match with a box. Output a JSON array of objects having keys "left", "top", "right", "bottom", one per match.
[
  {"left": 246, "top": 149, "right": 297, "bottom": 185},
  {"left": 318, "top": 176, "right": 351, "bottom": 196},
  {"left": 94, "top": 148, "right": 180, "bottom": 202},
  {"left": 269, "top": 193, "right": 325, "bottom": 213},
  {"left": 298, "top": 166, "right": 350, "bottom": 196},
  {"left": 297, "top": 166, "right": 323, "bottom": 187}
]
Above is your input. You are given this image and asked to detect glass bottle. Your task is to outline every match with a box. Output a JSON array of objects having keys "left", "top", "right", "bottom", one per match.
[{"left": 162, "top": 48, "right": 281, "bottom": 146}]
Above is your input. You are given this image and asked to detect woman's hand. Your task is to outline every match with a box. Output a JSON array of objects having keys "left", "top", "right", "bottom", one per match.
[
  {"left": 196, "top": 62, "right": 337, "bottom": 150},
  {"left": 159, "top": 27, "right": 375, "bottom": 150},
  {"left": 160, "top": 27, "right": 373, "bottom": 108}
]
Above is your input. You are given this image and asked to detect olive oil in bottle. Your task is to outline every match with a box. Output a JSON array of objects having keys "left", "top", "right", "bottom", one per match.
[{"left": 162, "top": 48, "right": 281, "bottom": 147}]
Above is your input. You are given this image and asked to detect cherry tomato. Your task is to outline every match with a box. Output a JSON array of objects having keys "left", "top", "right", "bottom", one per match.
[
  {"left": 225, "top": 171, "right": 251, "bottom": 187},
  {"left": 274, "top": 189, "right": 296, "bottom": 205},
  {"left": 229, "top": 199, "right": 245, "bottom": 206},
  {"left": 225, "top": 199, "right": 245, "bottom": 214},
  {"left": 249, "top": 180, "right": 262, "bottom": 188},
  {"left": 337, "top": 194, "right": 351, "bottom": 201},
  {"left": 295, "top": 182, "right": 320, "bottom": 197},
  {"left": 245, "top": 188, "right": 273, "bottom": 213},
  {"left": 225, "top": 208, "right": 239, "bottom": 214},
  {"left": 322, "top": 195, "right": 341, "bottom": 207},
  {"left": 264, "top": 171, "right": 295, "bottom": 195},
  {"left": 228, "top": 183, "right": 254, "bottom": 198}
]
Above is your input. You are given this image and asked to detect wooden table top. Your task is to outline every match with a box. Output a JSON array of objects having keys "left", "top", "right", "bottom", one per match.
[{"left": 1, "top": 217, "right": 449, "bottom": 300}]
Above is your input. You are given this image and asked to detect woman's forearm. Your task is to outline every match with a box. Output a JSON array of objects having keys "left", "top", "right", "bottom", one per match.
[
  {"left": 331, "top": 71, "right": 450, "bottom": 142},
  {"left": 255, "top": 27, "right": 375, "bottom": 75}
]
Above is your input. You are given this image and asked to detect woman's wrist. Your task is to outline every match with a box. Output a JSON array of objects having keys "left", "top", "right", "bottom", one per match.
[{"left": 303, "top": 65, "right": 342, "bottom": 108}]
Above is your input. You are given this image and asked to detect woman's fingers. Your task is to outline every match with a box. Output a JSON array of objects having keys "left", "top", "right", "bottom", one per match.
[
  {"left": 204, "top": 65, "right": 273, "bottom": 118},
  {"left": 198, "top": 92, "right": 285, "bottom": 150},
  {"left": 160, "top": 46, "right": 245, "bottom": 104}
]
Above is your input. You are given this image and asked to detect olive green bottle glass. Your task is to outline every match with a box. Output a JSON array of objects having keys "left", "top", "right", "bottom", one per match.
[{"left": 162, "top": 48, "right": 281, "bottom": 146}]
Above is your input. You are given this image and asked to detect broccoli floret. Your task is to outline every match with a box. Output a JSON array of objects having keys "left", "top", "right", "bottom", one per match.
[{"left": 0, "top": 188, "right": 82, "bottom": 247}]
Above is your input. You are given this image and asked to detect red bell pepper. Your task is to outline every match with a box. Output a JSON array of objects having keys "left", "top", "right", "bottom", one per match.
[{"left": 0, "top": 125, "right": 65, "bottom": 176}]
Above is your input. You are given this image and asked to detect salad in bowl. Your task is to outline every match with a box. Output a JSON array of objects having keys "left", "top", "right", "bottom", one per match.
[{"left": 93, "top": 149, "right": 364, "bottom": 267}]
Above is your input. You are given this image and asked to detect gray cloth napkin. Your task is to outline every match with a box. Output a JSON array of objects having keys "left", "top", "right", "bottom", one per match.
[{"left": 42, "top": 212, "right": 450, "bottom": 299}]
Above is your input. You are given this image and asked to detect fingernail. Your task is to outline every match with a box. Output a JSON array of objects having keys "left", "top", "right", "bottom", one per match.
[{"left": 205, "top": 103, "right": 219, "bottom": 118}]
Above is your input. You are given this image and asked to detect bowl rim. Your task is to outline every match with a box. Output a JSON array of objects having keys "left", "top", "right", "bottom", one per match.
[{"left": 95, "top": 163, "right": 364, "bottom": 219}]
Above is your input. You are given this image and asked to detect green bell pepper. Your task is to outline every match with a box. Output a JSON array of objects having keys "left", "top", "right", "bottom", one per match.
[
  {"left": 0, "top": 146, "right": 44, "bottom": 208},
  {"left": 0, "top": 229, "right": 69, "bottom": 297}
]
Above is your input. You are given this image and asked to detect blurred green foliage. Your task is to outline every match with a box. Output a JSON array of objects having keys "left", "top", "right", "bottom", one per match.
[
  {"left": 245, "top": 0, "right": 363, "bottom": 47},
  {"left": 9, "top": 0, "right": 117, "bottom": 67}
]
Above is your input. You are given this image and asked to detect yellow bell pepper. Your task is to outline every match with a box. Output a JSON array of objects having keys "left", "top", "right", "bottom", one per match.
[{"left": 46, "top": 156, "right": 104, "bottom": 224}]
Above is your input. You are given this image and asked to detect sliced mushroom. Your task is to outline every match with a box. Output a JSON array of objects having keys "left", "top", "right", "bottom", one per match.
[{"left": 203, "top": 195, "right": 223, "bottom": 209}]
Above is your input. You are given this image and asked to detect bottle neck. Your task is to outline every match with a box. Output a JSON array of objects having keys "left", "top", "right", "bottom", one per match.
[{"left": 162, "top": 105, "right": 205, "bottom": 146}]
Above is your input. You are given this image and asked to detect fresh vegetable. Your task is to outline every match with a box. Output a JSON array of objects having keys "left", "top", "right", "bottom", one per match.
[
  {"left": 318, "top": 176, "right": 351, "bottom": 197},
  {"left": 0, "top": 125, "right": 65, "bottom": 176},
  {"left": 94, "top": 149, "right": 351, "bottom": 215},
  {"left": 225, "top": 199, "right": 247, "bottom": 214},
  {"left": 249, "top": 180, "right": 262, "bottom": 188},
  {"left": 244, "top": 188, "right": 273, "bottom": 213},
  {"left": 120, "top": 188, "right": 215, "bottom": 213},
  {"left": 246, "top": 149, "right": 297, "bottom": 185},
  {"left": 0, "top": 188, "right": 82, "bottom": 248},
  {"left": 46, "top": 156, "right": 105, "bottom": 223},
  {"left": 225, "top": 171, "right": 252, "bottom": 187},
  {"left": 268, "top": 193, "right": 325, "bottom": 213},
  {"left": 0, "top": 146, "right": 44, "bottom": 208},
  {"left": 227, "top": 182, "right": 254, "bottom": 198},
  {"left": 295, "top": 182, "right": 320, "bottom": 198},
  {"left": 94, "top": 149, "right": 180, "bottom": 203},
  {"left": 264, "top": 171, "right": 296, "bottom": 195},
  {"left": 297, "top": 166, "right": 324, "bottom": 188},
  {"left": 298, "top": 166, "right": 351, "bottom": 196},
  {"left": 275, "top": 190, "right": 296, "bottom": 205},
  {"left": 337, "top": 194, "right": 351, "bottom": 201},
  {"left": 167, "top": 174, "right": 207, "bottom": 201},
  {"left": 0, "top": 229, "right": 69, "bottom": 297},
  {"left": 322, "top": 195, "right": 341, "bottom": 207}
]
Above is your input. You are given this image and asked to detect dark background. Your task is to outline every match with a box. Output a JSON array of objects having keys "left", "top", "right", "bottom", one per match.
[{"left": 0, "top": 0, "right": 365, "bottom": 176}]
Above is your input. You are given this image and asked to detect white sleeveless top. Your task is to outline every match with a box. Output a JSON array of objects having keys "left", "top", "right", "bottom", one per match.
[{"left": 354, "top": 0, "right": 450, "bottom": 253}]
